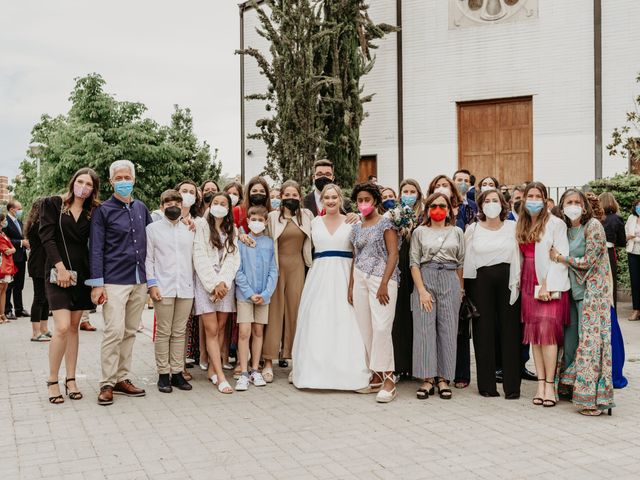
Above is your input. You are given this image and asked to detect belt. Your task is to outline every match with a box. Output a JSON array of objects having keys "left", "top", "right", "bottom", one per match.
[
  {"left": 313, "top": 250, "right": 353, "bottom": 260},
  {"left": 421, "top": 262, "right": 458, "bottom": 271}
]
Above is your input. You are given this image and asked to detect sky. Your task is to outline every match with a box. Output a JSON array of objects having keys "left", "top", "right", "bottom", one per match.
[{"left": 0, "top": 0, "right": 243, "bottom": 181}]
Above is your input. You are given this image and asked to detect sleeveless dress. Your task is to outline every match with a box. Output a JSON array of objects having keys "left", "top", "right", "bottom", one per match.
[
  {"left": 520, "top": 242, "right": 569, "bottom": 345},
  {"left": 292, "top": 217, "right": 370, "bottom": 390}
]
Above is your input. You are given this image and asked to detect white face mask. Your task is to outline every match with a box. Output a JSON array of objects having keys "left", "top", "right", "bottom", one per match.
[
  {"left": 248, "top": 221, "right": 266, "bottom": 234},
  {"left": 229, "top": 194, "right": 239, "bottom": 207},
  {"left": 564, "top": 205, "right": 583, "bottom": 221},
  {"left": 181, "top": 193, "right": 196, "bottom": 208},
  {"left": 481, "top": 186, "right": 496, "bottom": 193},
  {"left": 434, "top": 186, "right": 451, "bottom": 198},
  {"left": 482, "top": 202, "right": 502, "bottom": 219},
  {"left": 210, "top": 205, "right": 229, "bottom": 219}
]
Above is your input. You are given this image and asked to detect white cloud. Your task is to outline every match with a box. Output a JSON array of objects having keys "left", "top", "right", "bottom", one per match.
[{"left": 0, "top": 0, "right": 242, "bottom": 180}]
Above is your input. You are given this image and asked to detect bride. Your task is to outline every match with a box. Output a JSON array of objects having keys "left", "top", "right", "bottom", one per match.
[{"left": 292, "top": 184, "right": 370, "bottom": 390}]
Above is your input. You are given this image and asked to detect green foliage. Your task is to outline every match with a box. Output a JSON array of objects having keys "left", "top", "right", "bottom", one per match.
[
  {"left": 238, "top": 0, "right": 395, "bottom": 186},
  {"left": 12, "top": 73, "right": 221, "bottom": 211},
  {"left": 606, "top": 72, "right": 640, "bottom": 174},
  {"left": 588, "top": 173, "right": 640, "bottom": 290}
]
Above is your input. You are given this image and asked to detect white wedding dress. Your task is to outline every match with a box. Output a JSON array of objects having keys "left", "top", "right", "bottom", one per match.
[{"left": 292, "top": 216, "right": 370, "bottom": 390}]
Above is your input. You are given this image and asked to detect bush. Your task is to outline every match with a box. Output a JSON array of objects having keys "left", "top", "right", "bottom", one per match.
[{"left": 588, "top": 174, "right": 640, "bottom": 291}]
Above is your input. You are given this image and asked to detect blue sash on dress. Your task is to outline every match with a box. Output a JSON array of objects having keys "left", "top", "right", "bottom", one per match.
[{"left": 313, "top": 250, "right": 353, "bottom": 260}]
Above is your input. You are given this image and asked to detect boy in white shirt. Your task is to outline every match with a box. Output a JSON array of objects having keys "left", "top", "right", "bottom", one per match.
[{"left": 146, "top": 189, "right": 196, "bottom": 393}]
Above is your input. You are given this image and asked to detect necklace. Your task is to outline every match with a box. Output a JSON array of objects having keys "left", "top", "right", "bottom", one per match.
[{"left": 568, "top": 224, "right": 584, "bottom": 241}]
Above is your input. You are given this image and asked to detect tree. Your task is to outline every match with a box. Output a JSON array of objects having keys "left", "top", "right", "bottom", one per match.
[
  {"left": 12, "top": 73, "right": 221, "bottom": 209},
  {"left": 607, "top": 72, "right": 640, "bottom": 174},
  {"left": 239, "top": 0, "right": 395, "bottom": 186}
]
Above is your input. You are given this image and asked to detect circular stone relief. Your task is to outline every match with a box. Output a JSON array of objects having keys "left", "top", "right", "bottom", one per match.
[{"left": 456, "top": 0, "right": 527, "bottom": 22}]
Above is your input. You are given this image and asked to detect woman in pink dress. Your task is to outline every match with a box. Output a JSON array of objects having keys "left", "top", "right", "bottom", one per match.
[{"left": 516, "top": 182, "right": 570, "bottom": 408}]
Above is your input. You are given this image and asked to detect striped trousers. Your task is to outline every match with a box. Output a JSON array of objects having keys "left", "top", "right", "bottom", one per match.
[{"left": 412, "top": 265, "right": 461, "bottom": 380}]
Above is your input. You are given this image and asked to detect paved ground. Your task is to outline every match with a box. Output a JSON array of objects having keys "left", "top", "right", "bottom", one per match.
[{"left": 1, "top": 284, "right": 640, "bottom": 480}]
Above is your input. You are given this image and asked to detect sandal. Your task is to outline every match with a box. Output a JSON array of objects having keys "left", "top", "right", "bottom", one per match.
[
  {"left": 356, "top": 373, "right": 384, "bottom": 394},
  {"left": 437, "top": 379, "right": 452, "bottom": 400},
  {"left": 31, "top": 334, "right": 50, "bottom": 342},
  {"left": 454, "top": 381, "right": 469, "bottom": 389},
  {"left": 579, "top": 409, "right": 602, "bottom": 416},
  {"left": 182, "top": 370, "right": 192, "bottom": 382},
  {"left": 217, "top": 380, "right": 233, "bottom": 394},
  {"left": 47, "top": 381, "right": 64, "bottom": 404},
  {"left": 376, "top": 373, "right": 397, "bottom": 403},
  {"left": 210, "top": 374, "right": 218, "bottom": 385},
  {"left": 64, "top": 378, "right": 83, "bottom": 400},
  {"left": 543, "top": 380, "right": 556, "bottom": 407},
  {"left": 262, "top": 367, "right": 274, "bottom": 383},
  {"left": 417, "top": 381, "right": 435, "bottom": 400},
  {"left": 532, "top": 379, "right": 545, "bottom": 406}
]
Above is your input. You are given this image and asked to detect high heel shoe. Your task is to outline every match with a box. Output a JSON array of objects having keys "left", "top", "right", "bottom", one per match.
[
  {"left": 532, "top": 379, "right": 544, "bottom": 406},
  {"left": 47, "top": 381, "right": 64, "bottom": 404},
  {"left": 543, "top": 380, "right": 556, "bottom": 407},
  {"left": 64, "top": 378, "right": 83, "bottom": 400}
]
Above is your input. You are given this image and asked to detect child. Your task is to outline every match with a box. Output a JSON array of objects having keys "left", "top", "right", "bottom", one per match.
[
  {"left": 234, "top": 206, "right": 278, "bottom": 391},
  {"left": 145, "top": 189, "right": 196, "bottom": 393}
]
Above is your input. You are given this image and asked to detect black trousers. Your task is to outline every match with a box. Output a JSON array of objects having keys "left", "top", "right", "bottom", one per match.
[
  {"left": 30, "top": 277, "right": 49, "bottom": 323},
  {"left": 470, "top": 263, "right": 521, "bottom": 396},
  {"left": 5, "top": 260, "right": 25, "bottom": 313},
  {"left": 629, "top": 253, "right": 640, "bottom": 310}
]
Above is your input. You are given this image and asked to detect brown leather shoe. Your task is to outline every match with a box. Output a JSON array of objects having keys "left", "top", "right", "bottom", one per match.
[
  {"left": 98, "top": 385, "right": 113, "bottom": 405},
  {"left": 113, "top": 379, "right": 146, "bottom": 397},
  {"left": 79, "top": 321, "right": 97, "bottom": 331}
]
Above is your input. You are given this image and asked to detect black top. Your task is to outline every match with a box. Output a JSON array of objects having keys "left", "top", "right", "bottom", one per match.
[
  {"left": 26, "top": 220, "right": 46, "bottom": 278},
  {"left": 602, "top": 213, "right": 626, "bottom": 248},
  {"left": 39, "top": 196, "right": 91, "bottom": 284},
  {"left": 2, "top": 216, "right": 26, "bottom": 263}
]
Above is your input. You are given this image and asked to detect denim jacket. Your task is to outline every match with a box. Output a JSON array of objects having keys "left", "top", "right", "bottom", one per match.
[{"left": 235, "top": 234, "right": 278, "bottom": 304}]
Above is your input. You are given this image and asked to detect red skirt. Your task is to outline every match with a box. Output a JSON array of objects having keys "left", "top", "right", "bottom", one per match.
[{"left": 520, "top": 254, "right": 569, "bottom": 345}]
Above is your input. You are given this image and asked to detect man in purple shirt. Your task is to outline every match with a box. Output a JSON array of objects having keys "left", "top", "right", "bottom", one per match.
[{"left": 87, "top": 160, "right": 152, "bottom": 406}]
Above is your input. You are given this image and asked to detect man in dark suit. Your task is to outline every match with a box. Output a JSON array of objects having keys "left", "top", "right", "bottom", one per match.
[
  {"left": 303, "top": 159, "right": 352, "bottom": 215},
  {"left": 3, "top": 200, "right": 29, "bottom": 319}
]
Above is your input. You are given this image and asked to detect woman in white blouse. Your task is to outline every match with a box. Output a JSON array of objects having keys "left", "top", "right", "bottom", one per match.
[
  {"left": 463, "top": 190, "right": 521, "bottom": 399},
  {"left": 626, "top": 198, "right": 640, "bottom": 321}
]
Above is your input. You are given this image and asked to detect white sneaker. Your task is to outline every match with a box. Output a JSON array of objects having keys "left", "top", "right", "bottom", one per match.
[
  {"left": 235, "top": 375, "right": 249, "bottom": 391},
  {"left": 250, "top": 371, "right": 267, "bottom": 387}
]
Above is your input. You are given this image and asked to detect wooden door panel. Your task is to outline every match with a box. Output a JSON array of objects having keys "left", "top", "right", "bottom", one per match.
[{"left": 358, "top": 155, "right": 377, "bottom": 183}]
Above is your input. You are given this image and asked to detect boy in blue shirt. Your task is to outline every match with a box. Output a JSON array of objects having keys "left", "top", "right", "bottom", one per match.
[{"left": 235, "top": 206, "right": 278, "bottom": 391}]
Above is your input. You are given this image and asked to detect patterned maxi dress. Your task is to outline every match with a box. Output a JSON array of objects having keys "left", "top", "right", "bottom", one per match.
[{"left": 559, "top": 219, "right": 615, "bottom": 411}]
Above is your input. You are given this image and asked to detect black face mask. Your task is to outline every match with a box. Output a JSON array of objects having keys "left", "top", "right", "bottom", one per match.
[
  {"left": 164, "top": 206, "right": 181, "bottom": 221},
  {"left": 249, "top": 194, "right": 268, "bottom": 206},
  {"left": 203, "top": 192, "right": 215, "bottom": 203},
  {"left": 282, "top": 198, "right": 300, "bottom": 214},
  {"left": 513, "top": 200, "right": 522, "bottom": 213},
  {"left": 314, "top": 177, "right": 333, "bottom": 192}
]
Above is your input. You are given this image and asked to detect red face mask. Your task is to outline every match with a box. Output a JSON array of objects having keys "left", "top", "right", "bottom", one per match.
[{"left": 429, "top": 207, "right": 448, "bottom": 222}]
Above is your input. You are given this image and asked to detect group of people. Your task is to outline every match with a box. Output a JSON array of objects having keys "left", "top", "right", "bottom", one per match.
[{"left": 2, "top": 158, "right": 638, "bottom": 416}]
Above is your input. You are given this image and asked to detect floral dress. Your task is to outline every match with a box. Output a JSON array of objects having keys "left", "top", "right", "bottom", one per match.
[{"left": 559, "top": 219, "right": 614, "bottom": 411}]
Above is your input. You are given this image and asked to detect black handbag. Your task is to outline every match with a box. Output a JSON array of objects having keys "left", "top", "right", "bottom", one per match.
[{"left": 458, "top": 295, "right": 480, "bottom": 338}]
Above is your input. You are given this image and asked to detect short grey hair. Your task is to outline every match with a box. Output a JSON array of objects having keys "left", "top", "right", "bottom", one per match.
[{"left": 109, "top": 159, "right": 136, "bottom": 179}]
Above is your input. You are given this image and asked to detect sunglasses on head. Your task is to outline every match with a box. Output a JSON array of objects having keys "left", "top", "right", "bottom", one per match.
[{"left": 429, "top": 203, "right": 448, "bottom": 209}]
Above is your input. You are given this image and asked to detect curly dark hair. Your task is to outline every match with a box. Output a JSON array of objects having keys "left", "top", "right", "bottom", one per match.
[
  {"left": 206, "top": 192, "right": 236, "bottom": 254},
  {"left": 23, "top": 197, "right": 46, "bottom": 238},
  {"left": 351, "top": 181, "right": 382, "bottom": 206}
]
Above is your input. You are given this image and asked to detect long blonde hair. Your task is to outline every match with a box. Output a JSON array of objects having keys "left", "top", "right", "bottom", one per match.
[{"left": 516, "top": 181, "right": 549, "bottom": 244}]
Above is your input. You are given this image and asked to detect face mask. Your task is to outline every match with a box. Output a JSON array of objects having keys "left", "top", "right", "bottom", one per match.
[
  {"left": 1, "top": 222, "right": 7, "bottom": 228},
  {"left": 229, "top": 194, "right": 239, "bottom": 207},
  {"left": 382, "top": 199, "right": 396, "bottom": 211},
  {"left": 401, "top": 194, "right": 417, "bottom": 207},
  {"left": 210, "top": 205, "right": 229, "bottom": 218},
  {"left": 635, "top": 205, "right": 640, "bottom": 216},
  {"left": 271, "top": 198, "right": 281, "bottom": 210},
  {"left": 434, "top": 186, "right": 451, "bottom": 198},
  {"left": 249, "top": 194, "right": 267, "bottom": 206},
  {"left": 456, "top": 182, "right": 469, "bottom": 194},
  {"left": 429, "top": 207, "right": 448, "bottom": 222},
  {"left": 482, "top": 202, "right": 502, "bottom": 219},
  {"left": 481, "top": 186, "right": 495, "bottom": 193},
  {"left": 314, "top": 177, "right": 332, "bottom": 192},
  {"left": 203, "top": 192, "right": 215, "bottom": 203},
  {"left": 15, "top": 210, "right": 23, "bottom": 220},
  {"left": 114, "top": 180, "right": 134, "bottom": 198},
  {"left": 74, "top": 184, "right": 93, "bottom": 199},
  {"left": 282, "top": 198, "right": 300, "bottom": 214},
  {"left": 525, "top": 200, "right": 544, "bottom": 215},
  {"left": 248, "top": 221, "right": 266, "bottom": 234},
  {"left": 181, "top": 193, "right": 196, "bottom": 208},
  {"left": 358, "top": 203, "right": 375, "bottom": 217},
  {"left": 564, "top": 205, "right": 583, "bottom": 221},
  {"left": 513, "top": 200, "right": 522, "bottom": 213},
  {"left": 164, "top": 206, "right": 181, "bottom": 221}
]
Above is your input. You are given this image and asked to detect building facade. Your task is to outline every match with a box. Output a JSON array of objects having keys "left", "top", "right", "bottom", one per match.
[{"left": 240, "top": 0, "right": 640, "bottom": 190}]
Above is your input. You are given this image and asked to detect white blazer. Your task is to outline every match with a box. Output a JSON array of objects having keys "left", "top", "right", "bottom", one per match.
[
  {"left": 625, "top": 215, "right": 639, "bottom": 253},
  {"left": 192, "top": 217, "right": 241, "bottom": 293},
  {"left": 533, "top": 215, "right": 570, "bottom": 292}
]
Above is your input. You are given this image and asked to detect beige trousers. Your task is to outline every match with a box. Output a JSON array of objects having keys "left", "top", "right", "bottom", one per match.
[
  {"left": 352, "top": 269, "right": 398, "bottom": 373},
  {"left": 100, "top": 284, "right": 147, "bottom": 387},
  {"left": 154, "top": 297, "right": 193, "bottom": 374}
]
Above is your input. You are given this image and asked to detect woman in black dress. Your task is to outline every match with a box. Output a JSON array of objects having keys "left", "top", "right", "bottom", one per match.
[
  {"left": 24, "top": 198, "right": 51, "bottom": 342},
  {"left": 41, "top": 168, "right": 100, "bottom": 404},
  {"left": 598, "top": 192, "right": 626, "bottom": 309}
]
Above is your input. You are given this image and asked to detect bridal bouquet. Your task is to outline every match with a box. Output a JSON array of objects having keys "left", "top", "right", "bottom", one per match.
[{"left": 387, "top": 204, "right": 417, "bottom": 237}]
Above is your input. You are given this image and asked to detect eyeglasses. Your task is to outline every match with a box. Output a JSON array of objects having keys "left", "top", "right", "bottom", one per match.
[{"left": 429, "top": 204, "right": 448, "bottom": 209}]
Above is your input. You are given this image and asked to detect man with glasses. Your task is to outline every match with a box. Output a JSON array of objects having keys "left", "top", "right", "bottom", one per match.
[{"left": 303, "top": 159, "right": 352, "bottom": 216}]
